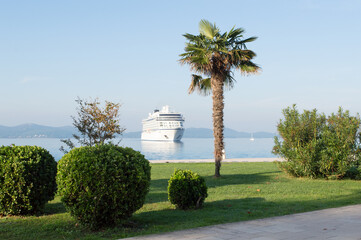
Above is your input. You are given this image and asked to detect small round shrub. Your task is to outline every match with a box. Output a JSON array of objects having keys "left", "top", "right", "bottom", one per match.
[
  {"left": 0, "top": 145, "right": 57, "bottom": 215},
  {"left": 56, "top": 144, "right": 151, "bottom": 230},
  {"left": 168, "top": 169, "right": 208, "bottom": 210}
]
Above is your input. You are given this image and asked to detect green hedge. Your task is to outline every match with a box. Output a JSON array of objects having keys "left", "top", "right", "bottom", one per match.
[
  {"left": 168, "top": 169, "right": 208, "bottom": 210},
  {"left": 273, "top": 105, "right": 361, "bottom": 179},
  {"left": 57, "top": 144, "right": 151, "bottom": 229},
  {"left": 0, "top": 145, "right": 57, "bottom": 215}
]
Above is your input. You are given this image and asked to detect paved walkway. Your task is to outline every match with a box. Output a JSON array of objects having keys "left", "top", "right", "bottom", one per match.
[{"left": 123, "top": 204, "right": 361, "bottom": 240}]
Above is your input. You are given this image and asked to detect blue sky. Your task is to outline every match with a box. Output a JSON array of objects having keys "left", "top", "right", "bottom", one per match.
[{"left": 1, "top": 0, "right": 361, "bottom": 132}]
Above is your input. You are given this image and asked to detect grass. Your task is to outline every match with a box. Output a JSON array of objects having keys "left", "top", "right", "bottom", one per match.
[{"left": 1, "top": 162, "right": 361, "bottom": 239}]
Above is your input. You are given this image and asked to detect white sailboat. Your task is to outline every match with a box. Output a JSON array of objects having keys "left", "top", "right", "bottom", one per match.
[{"left": 250, "top": 133, "right": 255, "bottom": 141}]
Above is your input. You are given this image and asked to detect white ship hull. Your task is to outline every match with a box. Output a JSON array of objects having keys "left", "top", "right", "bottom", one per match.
[
  {"left": 141, "top": 105, "right": 185, "bottom": 141},
  {"left": 141, "top": 128, "right": 184, "bottom": 141}
]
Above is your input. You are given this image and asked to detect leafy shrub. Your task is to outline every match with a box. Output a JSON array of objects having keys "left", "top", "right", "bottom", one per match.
[
  {"left": 273, "top": 105, "right": 361, "bottom": 179},
  {"left": 168, "top": 169, "right": 208, "bottom": 210},
  {"left": 57, "top": 144, "right": 151, "bottom": 230},
  {"left": 345, "top": 166, "right": 361, "bottom": 180},
  {"left": 318, "top": 109, "right": 361, "bottom": 178},
  {"left": 273, "top": 105, "right": 325, "bottom": 178},
  {"left": 0, "top": 145, "right": 57, "bottom": 215},
  {"left": 60, "top": 97, "right": 125, "bottom": 153}
]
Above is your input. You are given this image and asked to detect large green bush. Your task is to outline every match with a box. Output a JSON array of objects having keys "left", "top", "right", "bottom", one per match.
[
  {"left": 273, "top": 105, "right": 361, "bottom": 179},
  {"left": 57, "top": 144, "right": 151, "bottom": 229},
  {"left": 319, "top": 109, "right": 361, "bottom": 178},
  {"left": 0, "top": 145, "right": 57, "bottom": 215},
  {"left": 168, "top": 169, "right": 208, "bottom": 210}
]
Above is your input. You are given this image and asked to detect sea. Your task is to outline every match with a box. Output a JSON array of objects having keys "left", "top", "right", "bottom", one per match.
[{"left": 0, "top": 138, "right": 276, "bottom": 161}]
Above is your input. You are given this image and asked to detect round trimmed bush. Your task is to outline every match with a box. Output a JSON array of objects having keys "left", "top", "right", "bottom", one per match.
[
  {"left": 0, "top": 145, "right": 57, "bottom": 215},
  {"left": 56, "top": 144, "right": 151, "bottom": 229},
  {"left": 168, "top": 169, "right": 208, "bottom": 210}
]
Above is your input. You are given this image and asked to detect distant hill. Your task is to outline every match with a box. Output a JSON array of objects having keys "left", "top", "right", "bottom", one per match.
[
  {"left": 123, "top": 128, "right": 276, "bottom": 138},
  {"left": 0, "top": 124, "right": 75, "bottom": 138},
  {"left": 183, "top": 128, "right": 276, "bottom": 138},
  {"left": 123, "top": 131, "right": 141, "bottom": 138},
  {"left": 0, "top": 124, "right": 276, "bottom": 138}
]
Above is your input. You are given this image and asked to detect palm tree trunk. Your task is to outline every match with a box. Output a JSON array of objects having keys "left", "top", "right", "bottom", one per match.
[{"left": 211, "top": 74, "right": 225, "bottom": 178}]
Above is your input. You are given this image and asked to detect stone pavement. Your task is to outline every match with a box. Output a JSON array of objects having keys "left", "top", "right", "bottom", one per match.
[{"left": 123, "top": 204, "right": 361, "bottom": 240}]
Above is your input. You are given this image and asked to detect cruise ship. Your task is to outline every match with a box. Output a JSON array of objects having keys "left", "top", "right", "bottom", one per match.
[{"left": 141, "top": 105, "right": 185, "bottom": 141}]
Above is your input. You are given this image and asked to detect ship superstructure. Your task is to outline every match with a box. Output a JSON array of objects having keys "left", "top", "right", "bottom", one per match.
[{"left": 141, "top": 105, "right": 185, "bottom": 141}]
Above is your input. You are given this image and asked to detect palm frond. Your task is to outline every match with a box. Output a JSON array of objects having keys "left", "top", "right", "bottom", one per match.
[
  {"left": 227, "top": 27, "right": 245, "bottom": 40},
  {"left": 224, "top": 72, "right": 236, "bottom": 91},
  {"left": 235, "top": 37, "right": 258, "bottom": 49},
  {"left": 183, "top": 33, "right": 198, "bottom": 41},
  {"left": 199, "top": 19, "right": 219, "bottom": 39},
  {"left": 238, "top": 61, "right": 261, "bottom": 75},
  {"left": 230, "top": 49, "right": 257, "bottom": 62},
  {"left": 180, "top": 20, "right": 261, "bottom": 96},
  {"left": 241, "top": 36, "right": 257, "bottom": 43},
  {"left": 188, "top": 73, "right": 236, "bottom": 96},
  {"left": 188, "top": 74, "right": 211, "bottom": 96}
]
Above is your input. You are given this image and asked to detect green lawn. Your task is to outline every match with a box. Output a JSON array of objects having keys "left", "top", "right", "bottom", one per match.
[{"left": 1, "top": 162, "right": 361, "bottom": 239}]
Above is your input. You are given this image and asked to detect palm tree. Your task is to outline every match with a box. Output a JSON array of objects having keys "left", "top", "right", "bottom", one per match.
[{"left": 180, "top": 20, "right": 260, "bottom": 178}]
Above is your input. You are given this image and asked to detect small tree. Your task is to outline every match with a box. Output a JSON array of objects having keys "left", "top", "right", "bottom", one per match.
[{"left": 60, "top": 97, "right": 125, "bottom": 153}]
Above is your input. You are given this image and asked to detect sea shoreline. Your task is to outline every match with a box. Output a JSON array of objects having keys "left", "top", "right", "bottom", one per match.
[{"left": 149, "top": 157, "right": 284, "bottom": 163}]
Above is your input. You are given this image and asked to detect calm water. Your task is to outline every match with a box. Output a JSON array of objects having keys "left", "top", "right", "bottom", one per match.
[{"left": 0, "top": 138, "right": 276, "bottom": 161}]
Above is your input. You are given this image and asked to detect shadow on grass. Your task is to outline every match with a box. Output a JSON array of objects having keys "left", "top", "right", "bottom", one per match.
[
  {"left": 204, "top": 172, "right": 278, "bottom": 188},
  {"left": 136, "top": 189, "right": 361, "bottom": 235},
  {"left": 146, "top": 192, "right": 169, "bottom": 204},
  {"left": 3, "top": 189, "right": 361, "bottom": 240},
  {"left": 135, "top": 197, "right": 266, "bottom": 227},
  {"left": 146, "top": 172, "right": 276, "bottom": 204},
  {"left": 43, "top": 201, "right": 66, "bottom": 215}
]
